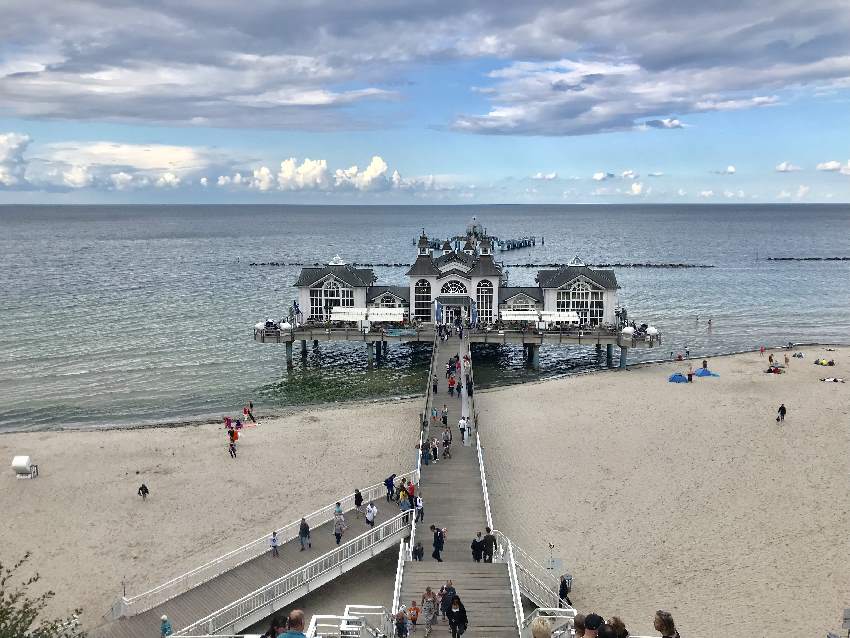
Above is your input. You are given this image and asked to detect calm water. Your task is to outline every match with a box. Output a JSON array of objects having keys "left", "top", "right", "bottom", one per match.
[{"left": 1, "top": 204, "right": 848, "bottom": 431}]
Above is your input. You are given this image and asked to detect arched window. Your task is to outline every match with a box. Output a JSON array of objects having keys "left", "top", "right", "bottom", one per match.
[
  {"left": 309, "top": 278, "right": 354, "bottom": 319},
  {"left": 556, "top": 281, "right": 604, "bottom": 325},
  {"left": 476, "top": 280, "right": 494, "bottom": 324},
  {"left": 414, "top": 279, "right": 431, "bottom": 321},
  {"left": 440, "top": 280, "right": 468, "bottom": 295}
]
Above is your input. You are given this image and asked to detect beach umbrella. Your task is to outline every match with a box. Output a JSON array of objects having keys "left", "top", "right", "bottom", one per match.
[
  {"left": 695, "top": 368, "right": 719, "bottom": 377},
  {"left": 668, "top": 373, "right": 688, "bottom": 383}
]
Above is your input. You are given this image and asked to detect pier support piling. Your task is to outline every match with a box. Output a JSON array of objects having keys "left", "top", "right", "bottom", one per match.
[
  {"left": 367, "top": 341, "right": 375, "bottom": 364},
  {"left": 530, "top": 343, "right": 540, "bottom": 371},
  {"left": 606, "top": 343, "right": 614, "bottom": 368},
  {"left": 285, "top": 341, "right": 293, "bottom": 369},
  {"left": 596, "top": 343, "right": 602, "bottom": 355},
  {"left": 300, "top": 340, "right": 308, "bottom": 358},
  {"left": 619, "top": 346, "right": 628, "bottom": 369}
]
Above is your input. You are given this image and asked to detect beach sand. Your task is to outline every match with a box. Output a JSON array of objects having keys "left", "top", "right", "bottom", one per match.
[
  {"left": 0, "top": 398, "right": 419, "bottom": 630},
  {"left": 481, "top": 346, "right": 850, "bottom": 637}
]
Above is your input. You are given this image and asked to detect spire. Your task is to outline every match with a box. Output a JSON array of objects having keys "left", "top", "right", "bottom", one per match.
[{"left": 417, "top": 232, "right": 430, "bottom": 256}]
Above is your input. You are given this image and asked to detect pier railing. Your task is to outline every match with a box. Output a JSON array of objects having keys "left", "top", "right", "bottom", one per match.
[
  {"left": 114, "top": 471, "right": 415, "bottom": 618},
  {"left": 493, "top": 529, "right": 573, "bottom": 610},
  {"left": 173, "top": 513, "right": 411, "bottom": 636}
]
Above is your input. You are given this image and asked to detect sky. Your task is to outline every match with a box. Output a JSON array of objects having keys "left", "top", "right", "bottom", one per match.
[{"left": 1, "top": 0, "right": 849, "bottom": 204}]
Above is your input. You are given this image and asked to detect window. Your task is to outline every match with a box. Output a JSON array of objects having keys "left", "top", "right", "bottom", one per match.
[
  {"left": 440, "top": 280, "right": 468, "bottom": 295},
  {"left": 476, "top": 280, "right": 494, "bottom": 324},
  {"left": 309, "top": 278, "right": 354, "bottom": 319},
  {"left": 414, "top": 279, "right": 431, "bottom": 321},
  {"left": 377, "top": 293, "right": 402, "bottom": 308},
  {"left": 556, "top": 281, "right": 605, "bottom": 325},
  {"left": 507, "top": 296, "right": 535, "bottom": 311}
]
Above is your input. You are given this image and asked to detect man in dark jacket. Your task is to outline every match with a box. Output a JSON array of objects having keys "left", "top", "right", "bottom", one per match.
[
  {"left": 430, "top": 524, "right": 444, "bottom": 562},
  {"left": 470, "top": 532, "right": 483, "bottom": 562},
  {"left": 445, "top": 594, "right": 467, "bottom": 638},
  {"left": 558, "top": 575, "right": 573, "bottom": 607},
  {"left": 482, "top": 527, "right": 497, "bottom": 563}
]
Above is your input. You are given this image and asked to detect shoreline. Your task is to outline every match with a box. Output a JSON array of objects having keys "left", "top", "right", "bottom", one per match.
[{"left": 4, "top": 340, "right": 845, "bottom": 435}]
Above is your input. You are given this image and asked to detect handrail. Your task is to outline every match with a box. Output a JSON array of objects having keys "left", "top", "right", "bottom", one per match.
[
  {"left": 116, "top": 470, "right": 415, "bottom": 616},
  {"left": 174, "top": 512, "right": 411, "bottom": 636},
  {"left": 493, "top": 529, "right": 573, "bottom": 610},
  {"left": 503, "top": 535, "right": 525, "bottom": 635},
  {"left": 475, "top": 432, "right": 494, "bottom": 531},
  {"left": 391, "top": 538, "right": 406, "bottom": 614}
]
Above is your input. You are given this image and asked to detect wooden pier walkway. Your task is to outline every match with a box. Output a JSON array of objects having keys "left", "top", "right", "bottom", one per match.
[
  {"left": 91, "top": 504, "right": 386, "bottom": 638},
  {"left": 399, "top": 334, "right": 518, "bottom": 637}
]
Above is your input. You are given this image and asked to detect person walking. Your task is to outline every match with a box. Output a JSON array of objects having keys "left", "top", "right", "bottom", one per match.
[
  {"left": 160, "top": 615, "right": 173, "bottom": 637},
  {"left": 470, "top": 531, "right": 483, "bottom": 562},
  {"left": 228, "top": 441, "right": 237, "bottom": 459},
  {"left": 269, "top": 530, "right": 279, "bottom": 557},
  {"left": 137, "top": 483, "right": 149, "bottom": 501},
  {"left": 446, "top": 595, "right": 468, "bottom": 638},
  {"left": 482, "top": 527, "right": 497, "bottom": 563},
  {"left": 440, "top": 580, "right": 457, "bottom": 621},
  {"left": 244, "top": 403, "right": 256, "bottom": 423},
  {"left": 432, "top": 375, "right": 438, "bottom": 395},
  {"left": 366, "top": 501, "right": 378, "bottom": 528},
  {"left": 299, "top": 517, "right": 311, "bottom": 550},
  {"left": 415, "top": 495, "right": 424, "bottom": 523},
  {"left": 430, "top": 524, "right": 444, "bottom": 562},
  {"left": 448, "top": 375, "right": 455, "bottom": 397},
  {"left": 777, "top": 403, "right": 787, "bottom": 423},
  {"left": 354, "top": 488, "right": 364, "bottom": 519},
  {"left": 421, "top": 587, "right": 438, "bottom": 637},
  {"left": 412, "top": 540, "right": 424, "bottom": 561},
  {"left": 406, "top": 480, "right": 416, "bottom": 507},
  {"left": 399, "top": 497, "right": 412, "bottom": 524},
  {"left": 333, "top": 512, "right": 347, "bottom": 545},
  {"left": 441, "top": 405, "right": 448, "bottom": 427},
  {"left": 558, "top": 575, "right": 573, "bottom": 607},
  {"left": 385, "top": 473, "right": 397, "bottom": 502}
]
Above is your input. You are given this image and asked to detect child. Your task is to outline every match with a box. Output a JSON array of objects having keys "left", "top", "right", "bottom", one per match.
[
  {"left": 407, "top": 601, "right": 420, "bottom": 633},
  {"left": 395, "top": 610, "right": 409, "bottom": 637}
]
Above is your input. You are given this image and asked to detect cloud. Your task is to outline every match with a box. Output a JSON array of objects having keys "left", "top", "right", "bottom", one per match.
[
  {"left": 0, "top": 132, "right": 31, "bottom": 187},
  {"left": 712, "top": 165, "right": 736, "bottom": 175},
  {"left": 628, "top": 181, "right": 645, "bottom": 196},
  {"left": 817, "top": 159, "right": 850, "bottom": 174},
  {"left": 199, "top": 177, "right": 209, "bottom": 187},
  {"left": 648, "top": 172, "right": 664, "bottom": 177},
  {"left": 775, "top": 161, "right": 801, "bottom": 172},
  {"left": 155, "top": 172, "right": 181, "bottom": 188},
  {"left": 620, "top": 169, "right": 638, "bottom": 180},
  {"left": 797, "top": 185, "right": 811, "bottom": 199},
  {"left": 109, "top": 171, "right": 134, "bottom": 190},
  {"left": 62, "top": 165, "right": 91, "bottom": 188},
  {"left": 592, "top": 171, "right": 614, "bottom": 181},
  {"left": 644, "top": 118, "right": 684, "bottom": 129},
  {"left": 531, "top": 171, "right": 557, "bottom": 180},
  {"left": 276, "top": 158, "right": 330, "bottom": 190},
  {"left": 698, "top": 190, "right": 714, "bottom": 198},
  {"left": 677, "top": 189, "right": 687, "bottom": 197}
]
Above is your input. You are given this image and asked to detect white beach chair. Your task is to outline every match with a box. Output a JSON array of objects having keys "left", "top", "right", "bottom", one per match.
[{"left": 11, "top": 455, "right": 39, "bottom": 479}]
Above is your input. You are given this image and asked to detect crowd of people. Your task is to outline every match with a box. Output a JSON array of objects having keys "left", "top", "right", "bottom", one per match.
[
  {"left": 390, "top": 580, "right": 467, "bottom": 638},
  {"left": 259, "top": 608, "right": 309, "bottom": 637},
  {"left": 528, "top": 609, "right": 681, "bottom": 638},
  {"left": 223, "top": 401, "right": 258, "bottom": 458}
]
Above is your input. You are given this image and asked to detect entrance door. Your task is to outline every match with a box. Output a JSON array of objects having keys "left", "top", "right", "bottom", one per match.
[{"left": 444, "top": 305, "right": 460, "bottom": 325}]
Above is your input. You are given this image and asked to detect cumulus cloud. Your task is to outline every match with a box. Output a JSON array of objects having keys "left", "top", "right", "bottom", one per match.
[
  {"left": 677, "top": 189, "right": 687, "bottom": 197},
  {"left": 648, "top": 171, "right": 664, "bottom": 177},
  {"left": 277, "top": 158, "right": 330, "bottom": 190},
  {"left": 712, "top": 165, "right": 736, "bottom": 175},
  {"left": 817, "top": 159, "right": 850, "bottom": 174},
  {"left": 531, "top": 171, "right": 558, "bottom": 180},
  {"left": 797, "top": 185, "right": 811, "bottom": 199},
  {"left": 644, "top": 118, "right": 684, "bottom": 129},
  {"left": 62, "top": 165, "right": 91, "bottom": 188},
  {"left": 628, "top": 182, "right": 645, "bottom": 196},
  {"left": 592, "top": 171, "right": 614, "bottom": 181},
  {"left": 699, "top": 190, "right": 714, "bottom": 198},
  {"left": 620, "top": 169, "right": 638, "bottom": 180},
  {"left": 775, "top": 161, "right": 801, "bottom": 172},
  {"left": 199, "top": 177, "right": 209, "bottom": 187},
  {"left": 334, "top": 156, "right": 390, "bottom": 191},
  {"left": 155, "top": 172, "right": 181, "bottom": 188},
  {"left": 0, "top": 132, "right": 31, "bottom": 187},
  {"left": 110, "top": 171, "right": 134, "bottom": 190}
]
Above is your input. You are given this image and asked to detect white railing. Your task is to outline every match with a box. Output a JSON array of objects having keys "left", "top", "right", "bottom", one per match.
[
  {"left": 306, "top": 605, "right": 392, "bottom": 638},
  {"left": 475, "top": 432, "right": 494, "bottom": 531},
  {"left": 522, "top": 608, "right": 576, "bottom": 637},
  {"left": 391, "top": 537, "right": 406, "bottom": 614},
  {"left": 493, "top": 530, "right": 574, "bottom": 611},
  {"left": 173, "top": 512, "right": 411, "bottom": 636},
  {"left": 503, "top": 535, "right": 525, "bottom": 636},
  {"left": 115, "top": 471, "right": 415, "bottom": 618}
]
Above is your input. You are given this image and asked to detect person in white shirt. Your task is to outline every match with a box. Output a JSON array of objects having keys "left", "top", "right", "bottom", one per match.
[
  {"left": 269, "top": 530, "right": 279, "bottom": 557},
  {"left": 415, "top": 495, "right": 424, "bottom": 522},
  {"left": 365, "top": 502, "right": 378, "bottom": 528}
]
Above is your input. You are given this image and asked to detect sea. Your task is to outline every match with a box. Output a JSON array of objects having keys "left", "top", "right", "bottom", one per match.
[{"left": 1, "top": 204, "right": 848, "bottom": 432}]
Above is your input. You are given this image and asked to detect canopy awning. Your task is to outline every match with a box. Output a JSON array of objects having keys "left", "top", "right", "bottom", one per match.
[
  {"left": 436, "top": 295, "right": 472, "bottom": 306},
  {"left": 540, "top": 311, "right": 580, "bottom": 324},
  {"left": 367, "top": 308, "right": 406, "bottom": 322},
  {"left": 330, "top": 307, "right": 368, "bottom": 321},
  {"left": 499, "top": 310, "right": 540, "bottom": 322}
]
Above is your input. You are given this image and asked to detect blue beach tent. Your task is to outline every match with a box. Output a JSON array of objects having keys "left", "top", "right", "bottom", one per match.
[
  {"left": 695, "top": 368, "right": 719, "bottom": 377},
  {"left": 668, "top": 373, "right": 688, "bottom": 383}
]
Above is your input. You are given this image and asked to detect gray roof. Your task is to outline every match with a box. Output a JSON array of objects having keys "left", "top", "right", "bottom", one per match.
[
  {"left": 367, "top": 285, "right": 410, "bottom": 303},
  {"left": 417, "top": 234, "right": 429, "bottom": 248},
  {"left": 468, "top": 255, "right": 503, "bottom": 277},
  {"left": 434, "top": 251, "right": 475, "bottom": 268},
  {"left": 536, "top": 266, "right": 619, "bottom": 290},
  {"left": 405, "top": 255, "right": 441, "bottom": 277},
  {"left": 436, "top": 268, "right": 472, "bottom": 281},
  {"left": 499, "top": 286, "right": 543, "bottom": 303},
  {"left": 294, "top": 264, "right": 377, "bottom": 288}
]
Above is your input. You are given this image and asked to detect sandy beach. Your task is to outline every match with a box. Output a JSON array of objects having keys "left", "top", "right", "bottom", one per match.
[
  {"left": 3, "top": 346, "right": 848, "bottom": 637},
  {"left": 0, "top": 398, "right": 420, "bottom": 630},
  {"left": 481, "top": 345, "right": 850, "bottom": 637}
]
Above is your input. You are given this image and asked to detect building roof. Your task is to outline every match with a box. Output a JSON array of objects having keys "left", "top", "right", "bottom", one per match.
[
  {"left": 441, "top": 240, "right": 452, "bottom": 251},
  {"left": 437, "top": 268, "right": 472, "bottom": 281},
  {"left": 499, "top": 286, "right": 544, "bottom": 303},
  {"left": 417, "top": 234, "right": 429, "bottom": 248},
  {"left": 366, "top": 285, "right": 410, "bottom": 303},
  {"left": 405, "top": 255, "right": 441, "bottom": 277},
  {"left": 434, "top": 251, "right": 475, "bottom": 268},
  {"left": 468, "top": 254, "right": 503, "bottom": 277},
  {"left": 536, "top": 265, "right": 619, "bottom": 290},
  {"left": 294, "top": 264, "right": 377, "bottom": 288}
]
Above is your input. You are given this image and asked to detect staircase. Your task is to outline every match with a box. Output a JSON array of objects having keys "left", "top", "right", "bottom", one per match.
[{"left": 399, "top": 561, "right": 518, "bottom": 637}]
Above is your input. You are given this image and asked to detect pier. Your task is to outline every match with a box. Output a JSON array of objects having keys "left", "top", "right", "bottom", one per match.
[{"left": 253, "top": 324, "right": 659, "bottom": 371}]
